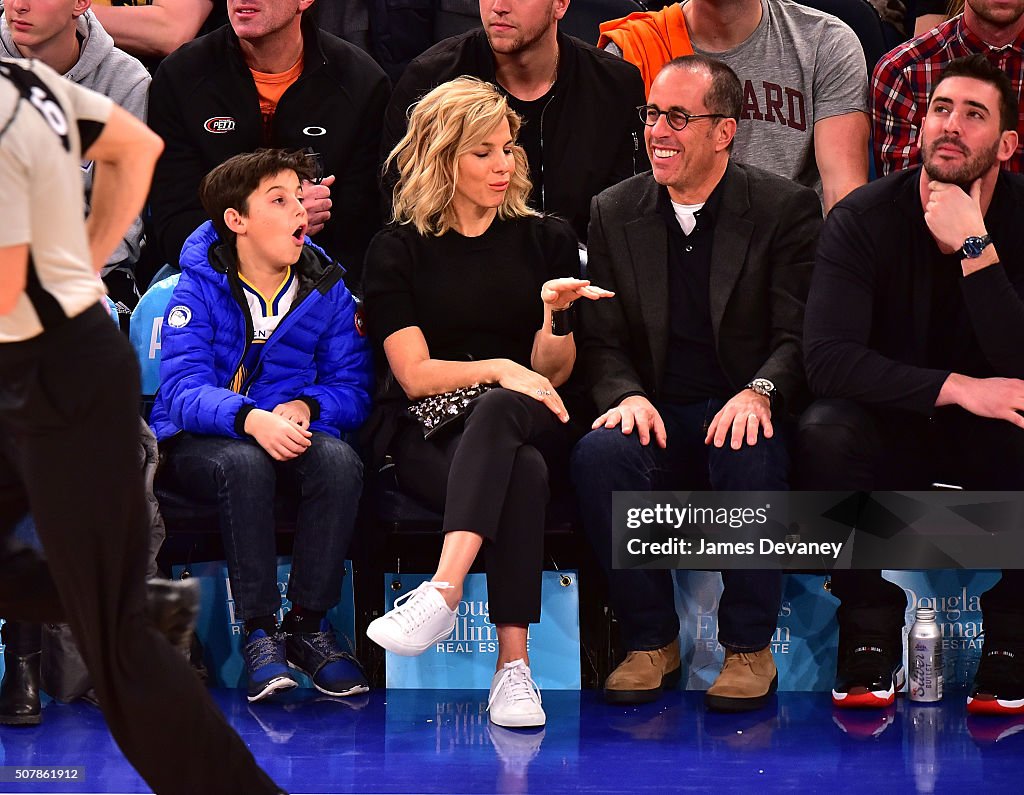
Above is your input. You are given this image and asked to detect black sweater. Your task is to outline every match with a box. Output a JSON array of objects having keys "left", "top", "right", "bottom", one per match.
[
  {"left": 805, "top": 167, "right": 1024, "bottom": 414},
  {"left": 364, "top": 215, "right": 579, "bottom": 370}
]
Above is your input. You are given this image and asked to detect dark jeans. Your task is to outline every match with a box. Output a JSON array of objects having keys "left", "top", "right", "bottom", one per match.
[
  {"left": 797, "top": 399, "right": 1024, "bottom": 644},
  {"left": 0, "top": 305, "right": 279, "bottom": 794},
  {"left": 159, "top": 431, "right": 362, "bottom": 621},
  {"left": 572, "top": 398, "right": 790, "bottom": 652},
  {"left": 391, "top": 388, "right": 571, "bottom": 625}
]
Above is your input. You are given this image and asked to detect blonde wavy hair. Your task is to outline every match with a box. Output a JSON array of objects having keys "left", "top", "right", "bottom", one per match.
[{"left": 385, "top": 76, "right": 536, "bottom": 236}]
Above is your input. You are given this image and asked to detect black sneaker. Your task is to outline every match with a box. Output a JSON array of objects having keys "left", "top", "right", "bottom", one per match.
[
  {"left": 968, "top": 641, "right": 1024, "bottom": 716},
  {"left": 832, "top": 642, "right": 904, "bottom": 709},
  {"left": 285, "top": 620, "right": 368, "bottom": 698}
]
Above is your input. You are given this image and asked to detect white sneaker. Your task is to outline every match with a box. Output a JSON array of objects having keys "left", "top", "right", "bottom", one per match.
[
  {"left": 487, "top": 659, "right": 546, "bottom": 728},
  {"left": 366, "top": 580, "right": 456, "bottom": 656}
]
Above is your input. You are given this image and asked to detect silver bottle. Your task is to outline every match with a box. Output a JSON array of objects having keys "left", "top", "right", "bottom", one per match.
[{"left": 909, "top": 607, "right": 943, "bottom": 702}]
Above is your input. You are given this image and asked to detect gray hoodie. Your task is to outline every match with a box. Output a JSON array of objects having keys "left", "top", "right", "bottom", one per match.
[{"left": 1, "top": 6, "right": 150, "bottom": 273}]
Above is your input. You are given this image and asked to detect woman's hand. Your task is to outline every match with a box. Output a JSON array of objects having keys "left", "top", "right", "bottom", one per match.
[
  {"left": 540, "top": 278, "right": 614, "bottom": 311},
  {"left": 493, "top": 359, "right": 569, "bottom": 422}
]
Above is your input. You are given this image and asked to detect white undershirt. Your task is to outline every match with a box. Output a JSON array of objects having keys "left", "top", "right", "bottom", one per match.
[{"left": 670, "top": 200, "right": 705, "bottom": 236}]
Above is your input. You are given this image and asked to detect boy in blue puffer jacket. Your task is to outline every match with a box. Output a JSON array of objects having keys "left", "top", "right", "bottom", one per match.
[{"left": 149, "top": 149, "right": 372, "bottom": 703}]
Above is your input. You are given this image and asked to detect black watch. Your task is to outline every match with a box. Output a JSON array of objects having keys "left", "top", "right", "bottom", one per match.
[
  {"left": 959, "top": 234, "right": 992, "bottom": 259},
  {"left": 745, "top": 378, "right": 778, "bottom": 409}
]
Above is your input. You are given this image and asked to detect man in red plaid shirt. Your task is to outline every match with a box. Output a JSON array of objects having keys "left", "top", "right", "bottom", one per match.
[{"left": 873, "top": 0, "right": 1024, "bottom": 176}]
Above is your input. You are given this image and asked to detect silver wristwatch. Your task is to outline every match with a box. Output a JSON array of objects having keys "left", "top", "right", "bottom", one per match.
[{"left": 745, "top": 378, "right": 777, "bottom": 407}]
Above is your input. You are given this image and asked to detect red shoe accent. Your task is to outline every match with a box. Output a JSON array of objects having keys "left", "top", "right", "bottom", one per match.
[
  {"left": 832, "top": 686, "right": 896, "bottom": 709},
  {"left": 967, "top": 695, "right": 1024, "bottom": 716}
]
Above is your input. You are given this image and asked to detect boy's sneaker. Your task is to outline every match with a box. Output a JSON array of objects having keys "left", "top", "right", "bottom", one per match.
[
  {"left": 366, "top": 581, "right": 456, "bottom": 656},
  {"left": 968, "top": 642, "right": 1024, "bottom": 715},
  {"left": 244, "top": 630, "right": 298, "bottom": 703},
  {"left": 832, "top": 641, "right": 905, "bottom": 709},
  {"left": 488, "top": 659, "right": 546, "bottom": 728},
  {"left": 285, "top": 621, "right": 368, "bottom": 698}
]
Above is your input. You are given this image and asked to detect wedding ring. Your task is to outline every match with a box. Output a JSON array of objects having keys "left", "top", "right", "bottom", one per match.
[
  {"left": 747, "top": 413, "right": 758, "bottom": 422},
  {"left": 537, "top": 389, "right": 552, "bottom": 396}
]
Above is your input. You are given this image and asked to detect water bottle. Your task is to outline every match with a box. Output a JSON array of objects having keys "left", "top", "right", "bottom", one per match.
[{"left": 908, "top": 607, "right": 943, "bottom": 702}]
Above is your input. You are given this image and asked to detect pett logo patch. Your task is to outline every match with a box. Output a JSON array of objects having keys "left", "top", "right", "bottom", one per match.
[
  {"left": 167, "top": 305, "right": 192, "bottom": 328},
  {"left": 204, "top": 116, "right": 236, "bottom": 134}
]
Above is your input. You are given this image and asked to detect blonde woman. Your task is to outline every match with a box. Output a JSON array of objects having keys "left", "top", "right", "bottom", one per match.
[{"left": 364, "top": 77, "right": 611, "bottom": 728}]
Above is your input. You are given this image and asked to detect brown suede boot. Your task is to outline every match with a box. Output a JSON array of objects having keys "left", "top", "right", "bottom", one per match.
[
  {"left": 704, "top": 647, "right": 778, "bottom": 712},
  {"left": 604, "top": 639, "right": 681, "bottom": 704}
]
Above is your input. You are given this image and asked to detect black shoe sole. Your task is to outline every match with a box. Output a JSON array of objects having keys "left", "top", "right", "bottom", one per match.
[
  {"left": 704, "top": 671, "right": 779, "bottom": 713},
  {"left": 0, "top": 712, "right": 41, "bottom": 726},
  {"left": 605, "top": 666, "right": 682, "bottom": 705}
]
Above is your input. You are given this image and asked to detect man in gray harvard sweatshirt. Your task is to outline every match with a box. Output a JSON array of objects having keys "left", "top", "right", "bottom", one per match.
[{"left": 1, "top": 1, "right": 150, "bottom": 322}]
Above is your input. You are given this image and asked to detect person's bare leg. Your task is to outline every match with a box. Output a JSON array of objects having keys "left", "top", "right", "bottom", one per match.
[
  {"left": 431, "top": 530, "right": 483, "bottom": 609},
  {"left": 496, "top": 624, "right": 529, "bottom": 669}
]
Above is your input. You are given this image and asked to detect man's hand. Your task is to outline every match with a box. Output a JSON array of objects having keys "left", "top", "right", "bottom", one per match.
[
  {"left": 243, "top": 408, "right": 312, "bottom": 460},
  {"left": 705, "top": 389, "right": 773, "bottom": 449},
  {"left": 272, "top": 399, "right": 311, "bottom": 428},
  {"left": 302, "top": 174, "right": 335, "bottom": 236},
  {"left": 924, "top": 179, "right": 987, "bottom": 254},
  {"left": 939, "top": 373, "right": 1024, "bottom": 430},
  {"left": 592, "top": 395, "right": 667, "bottom": 447}
]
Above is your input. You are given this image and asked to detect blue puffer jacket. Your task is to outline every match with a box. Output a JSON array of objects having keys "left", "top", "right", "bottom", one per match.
[{"left": 149, "top": 222, "right": 373, "bottom": 442}]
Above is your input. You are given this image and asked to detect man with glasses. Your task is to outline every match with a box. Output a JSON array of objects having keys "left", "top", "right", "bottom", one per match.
[
  {"left": 572, "top": 55, "right": 821, "bottom": 710},
  {"left": 601, "top": 0, "right": 869, "bottom": 213}
]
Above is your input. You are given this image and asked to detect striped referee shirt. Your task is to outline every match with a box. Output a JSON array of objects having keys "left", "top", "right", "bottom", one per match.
[{"left": 871, "top": 14, "right": 1024, "bottom": 176}]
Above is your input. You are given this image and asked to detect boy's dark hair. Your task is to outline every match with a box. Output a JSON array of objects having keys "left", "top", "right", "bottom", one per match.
[
  {"left": 199, "top": 149, "right": 314, "bottom": 244},
  {"left": 930, "top": 54, "right": 1017, "bottom": 133}
]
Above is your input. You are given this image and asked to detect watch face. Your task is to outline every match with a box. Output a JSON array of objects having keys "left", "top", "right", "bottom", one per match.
[{"left": 961, "top": 236, "right": 988, "bottom": 258}]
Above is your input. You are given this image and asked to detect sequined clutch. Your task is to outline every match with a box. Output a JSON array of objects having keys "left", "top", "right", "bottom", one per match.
[{"left": 406, "top": 384, "right": 495, "bottom": 440}]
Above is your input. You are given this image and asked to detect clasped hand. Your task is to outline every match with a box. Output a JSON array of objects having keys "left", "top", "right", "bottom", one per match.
[{"left": 244, "top": 401, "right": 312, "bottom": 460}]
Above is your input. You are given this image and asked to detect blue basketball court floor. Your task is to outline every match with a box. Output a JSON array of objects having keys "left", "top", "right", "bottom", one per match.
[{"left": 0, "top": 686, "right": 1020, "bottom": 793}]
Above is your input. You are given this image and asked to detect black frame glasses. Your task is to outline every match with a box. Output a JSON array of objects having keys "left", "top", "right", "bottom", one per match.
[{"left": 637, "top": 104, "right": 729, "bottom": 131}]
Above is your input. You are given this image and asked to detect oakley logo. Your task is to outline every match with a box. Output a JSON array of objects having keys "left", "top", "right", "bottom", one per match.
[
  {"left": 303, "top": 126, "right": 327, "bottom": 136},
  {"left": 204, "top": 117, "right": 236, "bottom": 134}
]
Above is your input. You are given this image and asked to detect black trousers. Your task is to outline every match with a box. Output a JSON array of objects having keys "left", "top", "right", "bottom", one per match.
[
  {"left": 0, "top": 306, "right": 279, "bottom": 795},
  {"left": 797, "top": 398, "right": 1024, "bottom": 645},
  {"left": 390, "top": 388, "right": 570, "bottom": 625}
]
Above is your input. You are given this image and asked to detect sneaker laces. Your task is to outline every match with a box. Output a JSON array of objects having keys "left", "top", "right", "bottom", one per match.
[
  {"left": 389, "top": 581, "right": 453, "bottom": 634},
  {"left": 489, "top": 660, "right": 542, "bottom": 710},
  {"left": 245, "top": 632, "right": 286, "bottom": 670},
  {"left": 301, "top": 630, "right": 359, "bottom": 673}
]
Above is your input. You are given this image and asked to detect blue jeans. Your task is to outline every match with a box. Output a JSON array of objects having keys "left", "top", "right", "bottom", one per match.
[
  {"left": 571, "top": 399, "right": 789, "bottom": 652},
  {"left": 159, "top": 432, "right": 362, "bottom": 620}
]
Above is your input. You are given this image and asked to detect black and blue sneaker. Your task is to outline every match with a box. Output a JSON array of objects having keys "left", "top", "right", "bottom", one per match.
[
  {"left": 285, "top": 620, "right": 369, "bottom": 698},
  {"left": 244, "top": 630, "right": 298, "bottom": 703}
]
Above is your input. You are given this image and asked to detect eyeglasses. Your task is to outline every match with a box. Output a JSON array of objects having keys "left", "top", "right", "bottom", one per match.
[{"left": 637, "top": 104, "right": 729, "bottom": 131}]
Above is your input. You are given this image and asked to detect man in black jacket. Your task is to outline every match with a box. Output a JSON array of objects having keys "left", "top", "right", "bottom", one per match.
[
  {"left": 380, "top": 0, "right": 648, "bottom": 244},
  {"left": 148, "top": 0, "right": 389, "bottom": 289},
  {"left": 572, "top": 56, "right": 821, "bottom": 711},
  {"left": 800, "top": 55, "right": 1024, "bottom": 716}
]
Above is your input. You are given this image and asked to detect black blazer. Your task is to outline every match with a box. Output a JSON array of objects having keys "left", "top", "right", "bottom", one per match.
[{"left": 579, "top": 161, "right": 823, "bottom": 415}]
